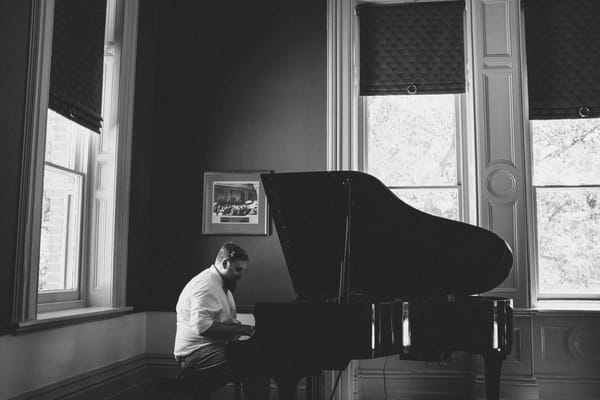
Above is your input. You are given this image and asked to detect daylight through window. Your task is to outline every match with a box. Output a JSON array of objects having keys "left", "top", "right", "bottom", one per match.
[
  {"left": 365, "top": 94, "right": 463, "bottom": 221},
  {"left": 531, "top": 118, "right": 600, "bottom": 298}
]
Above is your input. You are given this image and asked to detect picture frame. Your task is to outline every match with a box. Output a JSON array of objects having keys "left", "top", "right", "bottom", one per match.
[{"left": 202, "top": 171, "right": 271, "bottom": 235}]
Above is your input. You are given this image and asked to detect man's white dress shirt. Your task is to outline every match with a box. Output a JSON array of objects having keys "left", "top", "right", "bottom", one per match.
[{"left": 174, "top": 266, "right": 238, "bottom": 358}]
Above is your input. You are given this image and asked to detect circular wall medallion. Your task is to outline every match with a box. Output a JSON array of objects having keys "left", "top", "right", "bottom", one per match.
[
  {"left": 569, "top": 326, "right": 600, "bottom": 361},
  {"left": 486, "top": 167, "right": 517, "bottom": 199}
]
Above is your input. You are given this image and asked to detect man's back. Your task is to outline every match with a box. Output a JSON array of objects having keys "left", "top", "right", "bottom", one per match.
[{"left": 174, "top": 267, "right": 237, "bottom": 358}]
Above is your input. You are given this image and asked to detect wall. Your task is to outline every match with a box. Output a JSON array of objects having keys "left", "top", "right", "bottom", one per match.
[
  {"left": 127, "top": 0, "right": 328, "bottom": 312},
  {"left": 0, "top": 313, "right": 147, "bottom": 399},
  {"left": 0, "top": 0, "right": 31, "bottom": 335}
]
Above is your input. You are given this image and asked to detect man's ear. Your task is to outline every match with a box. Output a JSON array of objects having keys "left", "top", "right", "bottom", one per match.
[{"left": 221, "top": 259, "right": 230, "bottom": 270}]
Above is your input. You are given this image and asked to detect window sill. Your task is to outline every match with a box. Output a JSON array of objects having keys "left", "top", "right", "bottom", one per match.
[
  {"left": 531, "top": 300, "right": 600, "bottom": 315},
  {"left": 13, "top": 306, "right": 133, "bottom": 335}
]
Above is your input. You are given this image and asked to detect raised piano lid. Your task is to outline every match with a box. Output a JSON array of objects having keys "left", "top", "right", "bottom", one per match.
[{"left": 261, "top": 171, "right": 513, "bottom": 300}]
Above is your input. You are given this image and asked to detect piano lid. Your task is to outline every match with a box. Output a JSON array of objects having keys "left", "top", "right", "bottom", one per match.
[{"left": 261, "top": 171, "right": 513, "bottom": 300}]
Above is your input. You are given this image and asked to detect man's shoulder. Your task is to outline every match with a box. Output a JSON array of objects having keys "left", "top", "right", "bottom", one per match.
[{"left": 187, "top": 267, "right": 217, "bottom": 290}]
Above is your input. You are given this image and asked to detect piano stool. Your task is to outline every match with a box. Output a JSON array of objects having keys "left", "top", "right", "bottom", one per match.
[{"left": 156, "top": 371, "right": 242, "bottom": 400}]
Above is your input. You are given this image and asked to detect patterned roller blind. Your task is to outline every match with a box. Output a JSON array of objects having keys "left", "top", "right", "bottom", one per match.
[
  {"left": 49, "top": 0, "right": 107, "bottom": 133},
  {"left": 358, "top": 1, "right": 465, "bottom": 96},
  {"left": 524, "top": 0, "right": 600, "bottom": 119}
]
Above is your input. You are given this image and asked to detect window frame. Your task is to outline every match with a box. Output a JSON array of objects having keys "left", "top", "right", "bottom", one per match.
[
  {"left": 527, "top": 129, "right": 600, "bottom": 302},
  {"left": 37, "top": 161, "right": 86, "bottom": 305},
  {"left": 519, "top": 7, "right": 600, "bottom": 306},
  {"left": 328, "top": 0, "right": 476, "bottom": 223},
  {"left": 37, "top": 109, "right": 92, "bottom": 307},
  {"left": 13, "top": 0, "right": 138, "bottom": 325}
]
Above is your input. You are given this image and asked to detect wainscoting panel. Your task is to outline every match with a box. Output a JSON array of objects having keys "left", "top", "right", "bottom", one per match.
[
  {"left": 533, "top": 314, "right": 600, "bottom": 377},
  {"left": 532, "top": 314, "right": 600, "bottom": 400},
  {"left": 502, "top": 315, "right": 533, "bottom": 376},
  {"left": 9, "top": 355, "right": 153, "bottom": 400}
]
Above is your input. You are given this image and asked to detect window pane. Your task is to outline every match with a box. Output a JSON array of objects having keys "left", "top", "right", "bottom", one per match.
[
  {"left": 536, "top": 188, "right": 600, "bottom": 296},
  {"left": 366, "top": 95, "right": 457, "bottom": 187},
  {"left": 392, "top": 188, "right": 459, "bottom": 220},
  {"left": 45, "top": 109, "right": 86, "bottom": 169},
  {"left": 532, "top": 118, "right": 600, "bottom": 186},
  {"left": 38, "top": 166, "right": 83, "bottom": 292}
]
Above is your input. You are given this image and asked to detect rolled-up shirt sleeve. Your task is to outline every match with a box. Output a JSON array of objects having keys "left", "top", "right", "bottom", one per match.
[{"left": 189, "top": 285, "right": 221, "bottom": 336}]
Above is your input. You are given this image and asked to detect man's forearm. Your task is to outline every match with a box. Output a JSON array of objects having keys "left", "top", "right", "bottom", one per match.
[{"left": 202, "top": 321, "right": 254, "bottom": 340}]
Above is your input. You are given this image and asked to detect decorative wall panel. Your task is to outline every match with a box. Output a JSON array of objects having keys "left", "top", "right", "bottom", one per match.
[
  {"left": 473, "top": 0, "right": 527, "bottom": 308},
  {"left": 534, "top": 315, "right": 600, "bottom": 377},
  {"left": 482, "top": 0, "right": 511, "bottom": 57},
  {"left": 483, "top": 73, "right": 515, "bottom": 164}
]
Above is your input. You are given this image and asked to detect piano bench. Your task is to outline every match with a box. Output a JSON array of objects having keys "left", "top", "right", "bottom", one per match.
[{"left": 161, "top": 373, "right": 242, "bottom": 400}]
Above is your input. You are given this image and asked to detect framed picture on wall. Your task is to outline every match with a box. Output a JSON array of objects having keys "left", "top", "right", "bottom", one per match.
[{"left": 202, "top": 171, "right": 271, "bottom": 235}]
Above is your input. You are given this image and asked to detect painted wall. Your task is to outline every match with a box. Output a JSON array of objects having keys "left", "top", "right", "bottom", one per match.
[
  {"left": 127, "top": 0, "right": 328, "bottom": 312},
  {"left": 0, "top": 313, "right": 147, "bottom": 399},
  {"left": 0, "top": 0, "right": 31, "bottom": 335}
]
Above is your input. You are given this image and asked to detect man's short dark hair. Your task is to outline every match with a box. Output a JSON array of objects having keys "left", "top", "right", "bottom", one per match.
[{"left": 215, "top": 242, "right": 249, "bottom": 264}]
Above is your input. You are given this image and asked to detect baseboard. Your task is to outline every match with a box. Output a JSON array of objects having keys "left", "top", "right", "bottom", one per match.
[
  {"left": 536, "top": 376, "right": 600, "bottom": 400},
  {"left": 472, "top": 376, "right": 539, "bottom": 400},
  {"left": 9, "top": 354, "right": 152, "bottom": 400},
  {"left": 10, "top": 353, "right": 599, "bottom": 400}
]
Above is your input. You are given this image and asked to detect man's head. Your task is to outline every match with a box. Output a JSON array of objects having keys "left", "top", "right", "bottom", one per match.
[{"left": 214, "top": 242, "right": 249, "bottom": 292}]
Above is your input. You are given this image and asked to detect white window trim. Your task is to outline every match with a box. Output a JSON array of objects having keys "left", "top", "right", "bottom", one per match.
[{"left": 13, "top": 0, "right": 138, "bottom": 325}]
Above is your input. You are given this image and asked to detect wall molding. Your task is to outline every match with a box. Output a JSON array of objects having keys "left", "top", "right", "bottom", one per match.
[
  {"left": 9, "top": 354, "right": 149, "bottom": 400},
  {"left": 8, "top": 351, "right": 600, "bottom": 400},
  {"left": 8, "top": 353, "right": 302, "bottom": 400}
]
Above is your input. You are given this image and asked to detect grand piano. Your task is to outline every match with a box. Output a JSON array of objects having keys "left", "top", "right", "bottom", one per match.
[{"left": 247, "top": 171, "right": 513, "bottom": 400}]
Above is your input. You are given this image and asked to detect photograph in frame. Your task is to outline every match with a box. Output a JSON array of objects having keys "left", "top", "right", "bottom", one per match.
[{"left": 202, "top": 171, "right": 270, "bottom": 235}]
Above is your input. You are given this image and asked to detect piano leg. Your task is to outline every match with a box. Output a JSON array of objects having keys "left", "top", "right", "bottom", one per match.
[{"left": 483, "top": 351, "right": 504, "bottom": 400}]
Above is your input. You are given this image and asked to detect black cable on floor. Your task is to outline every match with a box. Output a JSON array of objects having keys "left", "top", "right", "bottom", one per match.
[
  {"left": 383, "top": 356, "right": 389, "bottom": 400},
  {"left": 328, "top": 370, "right": 344, "bottom": 400}
]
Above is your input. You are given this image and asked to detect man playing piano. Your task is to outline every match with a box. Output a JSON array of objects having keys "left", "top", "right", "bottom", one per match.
[{"left": 174, "top": 242, "right": 270, "bottom": 399}]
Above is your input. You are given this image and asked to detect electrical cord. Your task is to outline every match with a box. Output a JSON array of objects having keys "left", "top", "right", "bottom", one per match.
[
  {"left": 328, "top": 370, "right": 344, "bottom": 400},
  {"left": 383, "top": 356, "right": 389, "bottom": 400}
]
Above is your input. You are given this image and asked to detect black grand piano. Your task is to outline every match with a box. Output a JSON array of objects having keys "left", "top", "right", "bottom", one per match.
[{"left": 248, "top": 171, "right": 513, "bottom": 400}]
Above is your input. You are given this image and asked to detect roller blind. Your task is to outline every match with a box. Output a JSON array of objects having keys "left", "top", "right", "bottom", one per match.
[
  {"left": 358, "top": 1, "right": 465, "bottom": 96},
  {"left": 49, "top": 0, "right": 107, "bottom": 133},
  {"left": 524, "top": 0, "right": 600, "bottom": 119}
]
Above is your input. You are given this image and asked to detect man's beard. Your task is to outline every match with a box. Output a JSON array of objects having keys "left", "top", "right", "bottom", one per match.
[{"left": 224, "top": 278, "right": 238, "bottom": 293}]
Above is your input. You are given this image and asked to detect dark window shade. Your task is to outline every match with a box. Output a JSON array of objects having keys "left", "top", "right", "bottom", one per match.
[
  {"left": 524, "top": 0, "right": 600, "bottom": 119},
  {"left": 49, "top": 0, "right": 107, "bottom": 133},
  {"left": 358, "top": 1, "right": 465, "bottom": 96}
]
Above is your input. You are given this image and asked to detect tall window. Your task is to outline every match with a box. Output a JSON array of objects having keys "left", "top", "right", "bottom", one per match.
[
  {"left": 524, "top": 0, "right": 600, "bottom": 301},
  {"left": 357, "top": 1, "right": 467, "bottom": 221},
  {"left": 364, "top": 94, "right": 464, "bottom": 220},
  {"left": 531, "top": 118, "right": 600, "bottom": 298},
  {"left": 13, "top": 0, "right": 137, "bottom": 324},
  {"left": 36, "top": 0, "right": 118, "bottom": 311}
]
